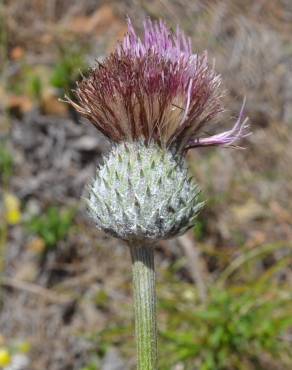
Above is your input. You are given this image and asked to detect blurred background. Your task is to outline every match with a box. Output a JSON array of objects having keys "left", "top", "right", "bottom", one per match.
[{"left": 0, "top": 1, "right": 292, "bottom": 369}]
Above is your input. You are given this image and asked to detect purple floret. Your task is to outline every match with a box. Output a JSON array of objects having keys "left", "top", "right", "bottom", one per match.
[{"left": 68, "top": 18, "right": 249, "bottom": 153}]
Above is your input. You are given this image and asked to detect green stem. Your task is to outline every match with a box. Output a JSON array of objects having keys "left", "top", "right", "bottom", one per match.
[{"left": 129, "top": 243, "right": 157, "bottom": 370}]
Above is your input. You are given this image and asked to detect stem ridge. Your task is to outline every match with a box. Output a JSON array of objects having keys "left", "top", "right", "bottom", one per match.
[{"left": 130, "top": 244, "right": 157, "bottom": 370}]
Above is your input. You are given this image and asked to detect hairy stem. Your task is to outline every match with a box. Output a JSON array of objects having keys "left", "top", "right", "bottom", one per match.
[{"left": 129, "top": 243, "right": 157, "bottom": 370}]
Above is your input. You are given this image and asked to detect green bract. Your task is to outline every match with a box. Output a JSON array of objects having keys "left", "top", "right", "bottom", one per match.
[{"left": 87, "top": 141, "right": 204, "bottom": 242}]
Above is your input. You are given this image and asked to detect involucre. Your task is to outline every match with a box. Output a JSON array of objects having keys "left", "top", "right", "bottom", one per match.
[{"left": 87, "top": 141, "right": 204, "bottom": 242}]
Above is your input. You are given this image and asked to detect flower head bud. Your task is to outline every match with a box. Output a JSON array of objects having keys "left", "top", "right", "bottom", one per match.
[{"left": 68, "top": 18, "right": 250, "bottom": 242}]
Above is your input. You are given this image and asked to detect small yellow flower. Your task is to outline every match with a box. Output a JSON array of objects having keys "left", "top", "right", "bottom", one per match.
[
  {"left": 3, "top": 192, "right": 21, "bottom": 225},
  {"left": 17, "top": 341, "right": 31, "bottom": 354},
  {"left": 0, "top": 348, "right": 11, "bottom": 366}
]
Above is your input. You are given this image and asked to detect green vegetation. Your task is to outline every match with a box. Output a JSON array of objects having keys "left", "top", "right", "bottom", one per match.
[
  {"left": 159, "top": 242, "right": 292, "bottom": 370},
  {"left": 5, "top": 63, "right": 41, "bottom": 98},
  {"left": 5, "top": 45, "right": 86, "bottom": 103},
  {"left": 26, "top": 206, "right": 75, "bottom": 250},
  {"left": 161, "top": 288, "right": 291, "bottom": 369},
  {"left": 193, "top": 217, "right": 208, "bottom": 241},
  {"left": 0, "top": 4, "right": 8, "bottom": 73},
  {"left": 80, "top": 360, "right": 100, "bottom": 370},
  {"left": 51, "top": 46, "right": 87, "bottom": 91},
  {"left": 0, "top": 142, "right": 14, "bottom": 185},
  {"left": 28, "top": 74, "right": 42, "bottom": 100}
]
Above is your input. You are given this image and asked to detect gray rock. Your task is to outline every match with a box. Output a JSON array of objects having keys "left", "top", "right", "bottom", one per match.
[{"left": 101, "top": 347, "right": 126, "bottom": 370}]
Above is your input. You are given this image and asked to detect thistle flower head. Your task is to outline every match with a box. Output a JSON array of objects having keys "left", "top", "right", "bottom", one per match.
[
  {"left": 68, "top": 18, "right": 250, "bottom": 243},
  {"left": 68, "top": 18, "right": 249, "bottom": 153}
]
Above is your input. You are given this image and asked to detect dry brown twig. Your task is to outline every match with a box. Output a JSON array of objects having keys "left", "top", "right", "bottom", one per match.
[
  {"left": 178, "top": 232, "right": 208, "bottom": 303},
  {"left": 1, "top": 277, "right": 71, "bottom": 304}
]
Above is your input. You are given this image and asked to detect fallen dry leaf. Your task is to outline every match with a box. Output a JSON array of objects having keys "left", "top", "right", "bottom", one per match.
[
  {"left": 231, "top": 199, "right": 267, "bottom": 224},
  {"left": 67, "top": 3, "right": 126, "bottom": 46},
  {"left": 26, "top": 237, "right": 46, "bottom": 254},
  {"left": 41, "top": 90, "right": 68, "bottom": 116},
  {"left": 7, "top": 95, "right": 33, "bottom": 113},
  {"left": 10, "top": 46, "right": 25, "bottom": 61}
]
